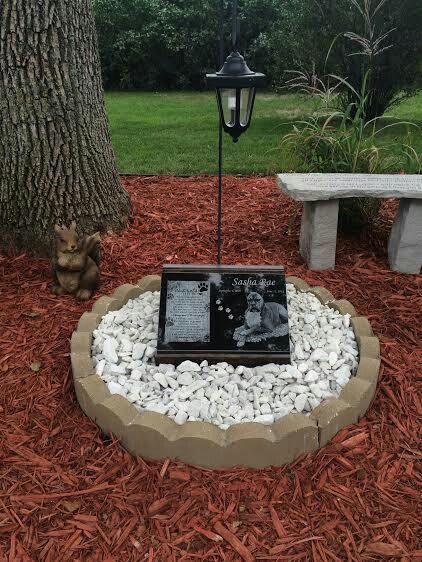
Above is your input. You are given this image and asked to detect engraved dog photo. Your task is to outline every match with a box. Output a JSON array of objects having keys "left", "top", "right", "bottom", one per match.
[{"left": 213, "top": 273, "right": 290, "bottom": 352}]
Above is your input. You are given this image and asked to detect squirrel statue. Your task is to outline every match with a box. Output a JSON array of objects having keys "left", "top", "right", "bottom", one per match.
[{"left": 51, "top": 221, "right": 101, "bottom": 300}]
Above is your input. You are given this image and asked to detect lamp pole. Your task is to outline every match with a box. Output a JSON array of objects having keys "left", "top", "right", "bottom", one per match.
[
  {"left": 217, "top": 0, "right": 224, "bottom": 265},
  {"left": 208, "top": 0, "right": 265, "bottom": 263}
]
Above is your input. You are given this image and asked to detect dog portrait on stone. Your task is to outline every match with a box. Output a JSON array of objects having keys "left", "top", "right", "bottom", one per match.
[{"left": 233, "top": 288, "right": 289, "bottom": 348}]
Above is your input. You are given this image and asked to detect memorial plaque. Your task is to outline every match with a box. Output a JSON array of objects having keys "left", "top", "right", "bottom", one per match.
[{"left": 157, "top": 264, "right": 291, "bottom": 366}]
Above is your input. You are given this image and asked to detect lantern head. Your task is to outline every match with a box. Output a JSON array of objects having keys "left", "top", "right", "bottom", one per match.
[{"left": 206, "top": 51, "right": 266, "bottom": 142}]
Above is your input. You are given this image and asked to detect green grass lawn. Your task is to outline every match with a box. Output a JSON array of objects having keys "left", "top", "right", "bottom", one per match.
[{"left": 105, "top": 91, "right": 422, "bottom": 175}]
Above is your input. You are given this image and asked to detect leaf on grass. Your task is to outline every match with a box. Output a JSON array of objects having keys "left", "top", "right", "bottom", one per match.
[
  {"left": 62, "top": 500, "right": 81, "bottom": 513},
  {"left": 30, "top": 361, "right": 42, "bottom": 372},
  {"left": 23, "top": 311, "right": 40, "bottom": 318}
]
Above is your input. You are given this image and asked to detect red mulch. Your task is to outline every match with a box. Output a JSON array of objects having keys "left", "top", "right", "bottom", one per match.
[{"left": 0, "top": 176, "right": 421, "bottom": 562}]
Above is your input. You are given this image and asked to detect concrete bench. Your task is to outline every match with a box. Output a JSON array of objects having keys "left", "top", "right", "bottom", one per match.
[{"left": 277, "top": 173, "right": 422, "bottom": 274}]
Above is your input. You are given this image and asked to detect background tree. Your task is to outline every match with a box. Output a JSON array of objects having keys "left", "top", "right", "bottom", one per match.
[
  {"left": 0, "top": 0, "right": 131, "bottom": 255},
  {"left": 92, "top": 0, "right": 421, "bottom": 119}
]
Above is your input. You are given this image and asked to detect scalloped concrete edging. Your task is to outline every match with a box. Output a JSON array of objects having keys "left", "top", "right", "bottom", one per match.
[{"left": 70, "top": 274, "right": 380, "bottom": 468}]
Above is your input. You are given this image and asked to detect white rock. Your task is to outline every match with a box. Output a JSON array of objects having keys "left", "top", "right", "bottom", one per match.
[
  {"left": 103, "top": 338, "right": 118, "bottom": 363},
  {"left": 95, "top": 360, "right": 106, "bottom": 376},
  {"left": 260, "top": 403, "right": 272, "bottom": 415},
  {"left": 334, "top": 365, "right": 351, "bottom": 386},
  {"left": 177, "top": 360, "right": 201, "bottom": 372},
  {"left": 328, "top": 352, "right": 338, "bottom": 366},
  {"left": 107, "top": 381, "right": 125, "bottom": 395},
  {"left": 159, "top": 363, "right": 175, "bottom": 374},
  {"left": 144, "top": 346, "right": 155, "bottom": 358},
  {"left": 294, "top": 393, "right": 308, "bottom": 413},
  {"left": 294, "top": 344, "right": 306, "bottom": 360},
  {"left": 130, "top": 369, "right": 143, "bottom": 381},
  {"left": 174, "top": 410, "right": 188, "bottom": 424},
  {"left": 310, "top": 349, "right": 329, "bottom": 362},
  {"left": 147, "top": 403, "right": 169, "bottom": 415},
  {"left": 304, "top": 370, "right": 319, "bottom": 383},
  {"left": 132, "top": 342, "right": 146, "bottom": 360},
  {"left": 110, "top": 364, "right": 127, "bottom": 376},
  {"left": 179, "top": 381, "right": 207, "bottom": 400},
  {"left": 253, "top": 414, "right": 274, "bottom": 425},
  {"left": 256, "top": 363, "right": 279, "bottom": 375},
  {"left": 187, "top": 400, "right": 203, "bottom": 418},
  {"left": 177, "top": 372, "right": 193, "bottom": 386},
  {"left": 153, "top": 372, "right": 168, "bottom": 388}
]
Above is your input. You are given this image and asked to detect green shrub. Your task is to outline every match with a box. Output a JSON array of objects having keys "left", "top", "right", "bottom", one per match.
[
  {"left": 281, "top": 73, "right": 419, "bottom": 231},
  {"left": 280, "top": 0, "right": 420, "bottom": 232},
  {"left": 278, "top": 0, "right": 422, "bottom": 119}
]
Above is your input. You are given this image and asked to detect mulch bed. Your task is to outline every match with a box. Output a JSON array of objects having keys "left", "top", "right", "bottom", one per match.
[{"left": 0, "top": 176, "right": 421, "bottom": 561}]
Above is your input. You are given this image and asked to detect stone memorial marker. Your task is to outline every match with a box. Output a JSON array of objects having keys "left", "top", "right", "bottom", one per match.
[{"left": 157, "top": 264, "right": 291, "bottom": 366}]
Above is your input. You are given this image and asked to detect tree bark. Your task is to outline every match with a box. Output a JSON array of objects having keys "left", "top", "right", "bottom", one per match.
[{"left": 0, "top": 0, "right": 131, "bottom": 255}]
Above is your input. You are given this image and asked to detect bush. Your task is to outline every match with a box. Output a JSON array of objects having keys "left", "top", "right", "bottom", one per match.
[
  {"left": 280, "top": 69, "right": 419, "bottom": 231},
  {"left": 279, "top": 0, "right": 421, "bottom": 231},
  {"left": 281, "top": 0, "right": 422, "bottom": 119}
]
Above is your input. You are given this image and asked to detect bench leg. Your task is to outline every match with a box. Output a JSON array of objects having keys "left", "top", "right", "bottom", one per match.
[
  {"left": 299, "top": 200, "right": 339, "bottom": 269},
  {"left": 388, "top": 199, "right": 422, "bottom": 274}
]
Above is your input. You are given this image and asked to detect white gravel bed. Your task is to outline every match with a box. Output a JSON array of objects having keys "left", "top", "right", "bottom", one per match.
[{"left": 91, "top": 285, "right": 358, "bottom": 429}]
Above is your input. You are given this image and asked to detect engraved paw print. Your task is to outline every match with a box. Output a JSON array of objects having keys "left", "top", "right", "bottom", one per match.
[{"left": 198, "top": 282, "right": 208, "bottom": 292}]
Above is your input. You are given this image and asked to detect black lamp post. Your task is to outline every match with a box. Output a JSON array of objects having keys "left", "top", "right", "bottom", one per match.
[
  {"left": 206, "top": 0, "right": 266, "bottom": 264},
  {"left": 206, "top": 0, "right": 266, "bottom": 143}
]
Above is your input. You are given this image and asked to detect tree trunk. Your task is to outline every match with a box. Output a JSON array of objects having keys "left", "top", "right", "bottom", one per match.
[{"left": 0, "top": 0, "right": 131, "bottom": 255}]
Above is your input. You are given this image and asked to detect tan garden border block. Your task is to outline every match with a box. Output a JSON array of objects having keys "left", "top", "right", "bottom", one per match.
[
  {"left": 339, "top": 378, "right": 376, "bottom": 419},
  {"left": 136, "top": 274, "right": 162, "bottom": 292},
  {"left": 74, "top": 375, "right": 110, "bottom": 421},
  {"left": 310, "top": 398, "right": 357, "bottom": 447},
  {"left": 307, "top": 286, "right": 335, "bottom": 304},
  {"left": 123, "top": 411, "right": 179, "bottom": 460},
  {"left": 171, "top": 421, "right": 226, "bottom": 468},
  {"left": 356, "top": 335, "right": 380, "bottom": 359},
  {"left": 71, "top": 352, "right": 95, "bottom": 380},
  {"left": 95, "top": 395, "right": 139, "bottom": 439},
  {"left": 328, "top": 299, "right": 357, "bottom": 317},
  {"left": 112, "top": 284, "right": 145, "bottom": 306},
  {"left": 70, "top": 276, "right": 381, "bottom": 468},
  {"left": 351, "top": 316, "right": 373, "bottom": 337},
  {"left": 356, "top": 357, "right": 380, "bottom": 391},
  {"left": 92, "top": 296, "right": 121, "bottom": 316},
  {"left": 77, "top": 312, "right": 101, "bottom": 333},
  {"left": 286, "top": 276, "right": 310, "bottom": 292},
  {"left": 70, "top": 331, "right": 92, "bottom": 355},
  {"left": 272, "top": 413, "right": 318, "bottom": 456},
  {"left": 225, "top": 426, "right": 281, "bottom": 468}
]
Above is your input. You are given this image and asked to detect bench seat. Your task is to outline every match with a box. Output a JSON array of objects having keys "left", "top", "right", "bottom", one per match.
[{"left": 277, "top": 173, "right": 422, "bottom": 274}]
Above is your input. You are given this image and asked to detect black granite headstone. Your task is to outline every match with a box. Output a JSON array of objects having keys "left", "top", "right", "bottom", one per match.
[{"left": 157, "top": 264, "right": 291, "bottom": 366}]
